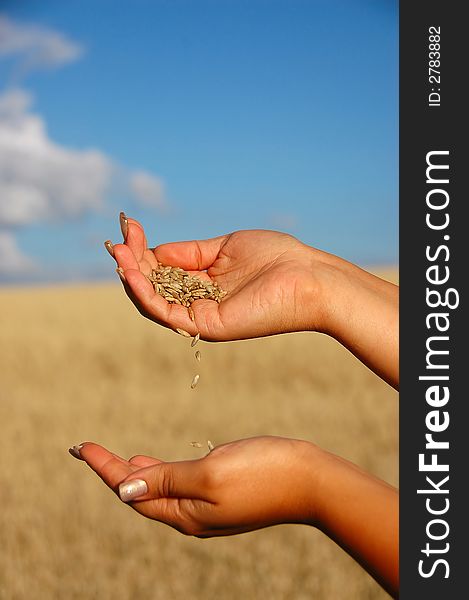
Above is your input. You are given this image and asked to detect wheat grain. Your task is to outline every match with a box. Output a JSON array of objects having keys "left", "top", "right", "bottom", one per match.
[
  {"left": 191, "top": 374, "right": 200, "bottom": 389},
  {"left": 147, "top": 262, "right": 227, "bottom": 318}
]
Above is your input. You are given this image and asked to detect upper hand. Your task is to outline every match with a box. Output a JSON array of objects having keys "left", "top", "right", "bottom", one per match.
[
  {"left": 108, "top": 214, "right": 399, "bottom": 388},
  {"left": 110, "top": 218, "right": 335, "bottom": 340}
]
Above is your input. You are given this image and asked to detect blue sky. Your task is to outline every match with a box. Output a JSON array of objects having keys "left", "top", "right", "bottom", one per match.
[{"left": 0, "top": 0, "right": 398, "bottom": 284}]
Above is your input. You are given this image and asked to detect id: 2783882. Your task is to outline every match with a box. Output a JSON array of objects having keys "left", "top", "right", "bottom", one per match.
[{"left": 428, "top": 26, "right": 441, "bottom": 107}]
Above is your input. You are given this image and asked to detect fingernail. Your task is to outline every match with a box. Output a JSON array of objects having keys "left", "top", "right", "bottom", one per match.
[
  {"left": 68, "top": 444, "right": 85, "bottom": 460},
  {"left": 119, "top": 479, "right": 148, "bottom": 502},
  {"left": 116, "top": 267, "right": 126, "bottom": 283},
  {"left": 104, "top": 240, "right": 115, "bottom": 258},
  {"left": 119, "top": 211, "right": 128, "bottom": 241}
]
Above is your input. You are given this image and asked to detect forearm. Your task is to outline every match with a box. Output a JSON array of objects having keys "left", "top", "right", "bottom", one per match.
[
  {"left": 309, "top": 248, "right": 399, "bottom": 389},
  {"left": 309, "top": 448, "right": 399, "bottom": 597},
  {"left": 292, "top": 444, "right": 399, "bottom": 596}
]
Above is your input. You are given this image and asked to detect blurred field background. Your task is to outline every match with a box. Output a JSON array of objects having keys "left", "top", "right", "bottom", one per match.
[{"left": 0, "top": 269, "right": 398, "bottom": 600}]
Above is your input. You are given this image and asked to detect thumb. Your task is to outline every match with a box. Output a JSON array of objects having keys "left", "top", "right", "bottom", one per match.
[
  {"left": 154, "top": 235, "right": 228, "bottom": 271},
  {"left": 118, "top": 459, "right": 205, "bottom": 503}
]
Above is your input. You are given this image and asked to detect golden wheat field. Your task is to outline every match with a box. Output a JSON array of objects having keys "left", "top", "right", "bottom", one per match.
[{"left": 0, "top": 270, "right": 398, "bottom": 600}]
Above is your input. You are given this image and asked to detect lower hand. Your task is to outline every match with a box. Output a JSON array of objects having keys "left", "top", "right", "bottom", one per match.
[
  {"left": 74, "top": 436, "right": 320, "bottom": 536},
  {"left": 71, "top": 435, "right": 398, "bottom": 596}
]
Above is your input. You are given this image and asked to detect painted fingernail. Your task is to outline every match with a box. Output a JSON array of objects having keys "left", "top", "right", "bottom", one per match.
[
  {"left": 104, "top": 240, "right": 115, "bottom": 258},
  {"left": 68, "top": 444, "right": 85, "bottom": 460},
  {"left": 116, "top": 267, "right": 126, "bottom": 283},
  {"left": 119, "top": 211, "right": 128, "bottom": 241},
  {"left": 119, "top": 479, "right": 148, "bottom": 502}
]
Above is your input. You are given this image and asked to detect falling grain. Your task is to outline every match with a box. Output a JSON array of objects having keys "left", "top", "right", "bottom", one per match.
[
  {"left": 207, "top": 440, "right": 214, "bottom": 452},
  {"left": 195, "top": 350, "right": 201, "bottom": 362},
  {"left": 147, "top": 263, "right": 223, "bottom": 390}
]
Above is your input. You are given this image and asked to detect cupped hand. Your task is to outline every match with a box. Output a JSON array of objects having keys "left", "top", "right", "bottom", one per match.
[
  {"left": 76, "top": 436, "right": 320, "bottom": 537},
  {"left": 108, "top": 216, "right": 336, "bottom": 341},
  {"left": 72, "top": 436, "right": 398, "bottom": 595}
]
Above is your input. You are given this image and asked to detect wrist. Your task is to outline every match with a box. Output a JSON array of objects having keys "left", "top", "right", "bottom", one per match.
[
  {"left": 284, "top": 439, "right": 331, "bottom": 527},
  {"left": 297, "top": 244, "right": 352, "bottom": 336}
]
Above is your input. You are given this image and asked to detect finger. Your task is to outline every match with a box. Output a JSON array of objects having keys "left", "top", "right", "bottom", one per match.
[
  {"left": 115, "top": 268, "right": 144, "bottom": 317},
  {"left": 118, "top": 460, "right": 206, "bottom": 503},
  {"left": 129, "top": 455, "right": 163, "bottom": 468},
  {"left": 154, "top": 235, "right": 229, "bottom": 271},
  {"left": 123, "top": 267, "right": 171, "bottom": 320},
  {"left": 125, "top": 217, "right": 148, "bottom": 263},
  {"left": 111, "top": 246, "right": 160, "bottom": 319},
  {"left": 113, "top": 243, "right": 141, "bottom": 272},
  {"left": 114, "top": 243, "right": 157, "bottom": 286},
  {"left": 142, "top": 247, "right": 159, "bottom": 271},
  {"left": 104, "top": 240, "right": 116, "bottom": 262},
  {"left": 79, "top": 443, "right": 133, "bottom": 493}
]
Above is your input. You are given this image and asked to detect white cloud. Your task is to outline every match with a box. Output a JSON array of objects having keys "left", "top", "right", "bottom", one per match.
[
  {"left": 0, "top": 88, "right": 112, "bottom": 227},
  {"left": 0, "top": 14, "right": 84, "bottom": 74},
  {"left": 0, "top": 88, "right": 167, "bottom": 230},
  {"left": 0, "top": 231, "right": 36, "bottom": 274},
  {"left": 130, "top": 171, "right": 167, "bottom": 210},
  {"left": 0, "top": 15, "right": 168, "bottom": 281},
  {"left": 0, "top": 87, "right": 168, "bottom": 278},
  {"left": 0, "top": 86, "right": 30, "bottom": 116}
]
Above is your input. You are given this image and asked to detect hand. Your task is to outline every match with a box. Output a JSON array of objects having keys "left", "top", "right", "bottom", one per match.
[
  {"left": 108, "top": 216, "right": 337, "bottom": 340},
  {"left": 76, "top": 436, "right": 320, "bottom": 536},
  {"left": 106, "top": 214, "right": 399, "bottom": 388},
  {"left": 72, "top": 436, "right": 398, "bottom": 596}
]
